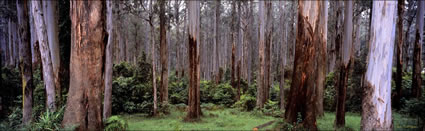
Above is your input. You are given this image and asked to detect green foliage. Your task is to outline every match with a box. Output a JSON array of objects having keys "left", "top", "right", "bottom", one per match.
[
  {"left": 401, "top": 97, "right": 425, "bottom": 120},
  {"left": 233, "top": 94, "right": 256, "bottom": 111},
  {"left": 105, "top": 116, "right": 129, "bottom": 131},
  {"left": 169, "top": 77, "right": 188, "bottom": 104},
  {"left": 324, "top": 72, "right": 336, "bottom": 112},
  {"left": 30, "top": 106, "right": 65, "bottom": 131},
  {"left": 112, "top": 55, "right": 154, "bottom": 115},
  {"left": 200, "top": 81, "right": 236, "bottom": 107},
  {"left": 0, "top": 107, "right": 22, "bottom": 130}
]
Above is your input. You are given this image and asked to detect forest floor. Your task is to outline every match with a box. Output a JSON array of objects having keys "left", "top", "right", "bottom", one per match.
[{"left": 120, "top": 107, "right": 420, "bottom": 130}]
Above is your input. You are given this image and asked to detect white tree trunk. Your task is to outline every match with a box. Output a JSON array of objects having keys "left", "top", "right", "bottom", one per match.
[
  {"left": 31, "top": 1, "right": 56, "bottom": 111},
  {"left": 361, "top": 1, "right": 397, "bottom": 130},
  {"left": 103, "top": 0, "right": 114, "bottom": 120}
]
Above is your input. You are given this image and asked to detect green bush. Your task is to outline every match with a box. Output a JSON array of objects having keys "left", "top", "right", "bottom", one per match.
[
  {"left": 105, "top": 116, "right": 128, "bottom": 131},
  {"left": 112, "top": 54, "right": 154, "bottom": 115},
  {"left": 30, "top": 106, "right": 65, "bottom": 130},
  {"left": 200, "top": 81, "right": 236, "bottom": 107},
  {"left": 401, "top": 97, "right": 425, "bottom": 120},
  {"left": 0, "top": 106, "right": 22, "bottom": 130},
  {"left": 324, "top": 72, "right": 336, "bottom": 112},
  {"left": 233, "top": 94, "right": 256, "bottom": 111},
  {"left": 169, "top": 77, "right": 188, "bottom": 104}
]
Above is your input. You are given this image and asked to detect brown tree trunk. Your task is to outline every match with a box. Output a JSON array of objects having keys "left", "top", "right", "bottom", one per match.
[
  {"left": 285, "top": 1, "right": 327, "bottom": 130},
  {"left": 256, "top": 1, "right": 266, "bottom": 108},
  {"left": 159, "top": 0, "right": 168, "bottom": 104},
  {"left": 103, "top": 0, "right": 114, "bottom": 120},
  {"left": 264, "top": 2, "right": 272, "bottom": 103},
  {"left": 186, "top": 0, "right": 201, "bottom": 121},
  {"left": 17, "top": 0, "right": 33, "bottom": 125},
  {"left": 412, "top": 0, "right": 424, "bottom": 98},
  {"left": 335, "top": 1, "right": 353, "bottom": 127},
  {"left": 395, "top": 0, "right": 405, "bottom": 109},
  {"left": 314, "top": 0, "right": 328, "bottom": 117},
  {"left": 361, "top": 1, "right": 397, "bottom": 130},
  {"left": 236, "top": 60, "right": 241, "bottom": 101},
  {"left": 62, "top": 1, "right": 105, "bottom": 130},
  {"left": 31, "top": 0, "right": 56, "bottom": 111}
]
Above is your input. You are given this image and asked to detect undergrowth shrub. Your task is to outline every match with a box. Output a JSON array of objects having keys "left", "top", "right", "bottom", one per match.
[{"left": 105, "top": 116, "right": 128, "bottom": 131}]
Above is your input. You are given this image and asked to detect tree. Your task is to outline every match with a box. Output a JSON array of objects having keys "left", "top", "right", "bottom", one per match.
[
  {"left": 42, "top": 1, "right": 61, "bottom": 105},
  {"left": 412, "top": 0, "right": 424, "bottom": 98},
  {"left": 285, "top": 1, "right": 327, "bottom": 129},
  {"left": 62, "top": 1, "right": 105, "bottom": 130},
  {"left": 186, "top": 0, "right": 201, "bottom": 120},
  {"left": 17, "top": 0, "right": 33, "bottom": 125},
  {"left": 361, "top": 1, "right": 397, "bottom": 130},
  {"left": 214, "top": 0, "right": 220, "bottom": 84},
  {"left": 395, "top": 0, "right": 405, "bottom": 108},
  {"left": 103, "top": 0, "right": 114, "bottom": 120},
  {"left": 335, "top": 1, "right": 353, "bottom": 127},
  {"left": 159, "top": 0, "right": 168, "bottom": 104},
  {"left": 149, "top": 0, "right": 158, "bottom": 116},
  {"left": 31, "top": 0, "right": 56, "bottom": 111}
]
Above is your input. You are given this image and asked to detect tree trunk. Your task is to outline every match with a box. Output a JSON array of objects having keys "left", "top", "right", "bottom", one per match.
[
  {"left": 148, "top": 0, "right": 157, "bottom": 117},
  {"left": 214, "top": 0, "right": 220, "bottom": 84},
  {"left": 159, "top": 0, "right": 168, "bottom": 104},
  {"left": 186, "top": 0, "right": 201, "bottom": 121},
  {"left": 336, "top": 1, "right": 353, "bottom": 127},
  {"left": 412, "top": 0, "right": 424, "bottom": 98},
  {"left": 395, "top": 0, "right": 405, "bottom": 109},
  {"left": 103, "top": 0, "right": 114, "bottom": 120},
  {"left": 42, "top": 0, "right": 61, "bottom": 106},
  {"left": 315, "top": 0, "right": 328, "bottom": 117},
  {"left": 264, "top": 2, "right": 272, "bottom": 104},
  {"left": 17, "top": 0, "right": 33, "bottom": 125},
  {"left": 256, "top": 1, "right": 266, "bottom": 108},
  {"left": 285, "top": 1, "right": 327, "bottom": 129},
  {"left": 62, "top": 1, "right": 105, "bottom": 130},
  {"left": 361, "top": 1, "right": 397, "bottom": 130},
  {"left": 31, "top": 0, "right": 56, "bottom": 111}
]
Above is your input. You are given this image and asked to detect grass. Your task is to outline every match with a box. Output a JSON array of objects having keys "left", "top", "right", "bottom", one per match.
[
  {"left": 317, "top": 111, "right": 420, "bottom": 131},
  {"left": 120, "top": 106, "right": 420, "bottom": 130},
  {"left": 120, "top": 107, "right": 276, "bottom": 130}
]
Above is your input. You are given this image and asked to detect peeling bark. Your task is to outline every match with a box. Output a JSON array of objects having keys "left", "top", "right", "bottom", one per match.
[
  {"left": 186, "top": 0, "right": 201, "bottom": 121},
  {"left": 62, "top": 1, "right": 105, "bottom": 130},
  {"left": 159, "top": 0, "right": 168, "bottom": 104},
  {"left": 285, "top": 1, "right": 327, "bottom": 130},
  {"left": 361, "top": 1, "right": 397, "bottom": 130}
]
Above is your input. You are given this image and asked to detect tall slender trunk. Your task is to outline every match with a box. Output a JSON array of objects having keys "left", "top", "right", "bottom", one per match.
[
  {"left": 361, "top": 1, "right": 397, "bottom": 130},
  {"left": 256, "top": 1, "right": 266, "bottom": 108},
  {"left": 17, "top": 0, "right": 33, "bottom": 125},
  {"left": 31, "top": 0, "right": 56, "bottom": 111},
  {"left": 395, "top": 0, "right": 405, "bottom": 109},
  {"left": 214, "top": 0, "right": 220, "bottom": 84},
  {"left": 42, "top": 0, "right": 61, "bottom": 106},
  {"left": 336, "top": 1, "right": 353, "bottom": 127},
  {"left": 149, "top": 0, "right": 158, "bottom": 116},
  {"left": 62, "top": 1, "right": 105, "bottom": 130},
  {"left": 186, "top": 0, "right": 201, "bottom": 120},
  {"left": 412, "top": 0, "right": 424, "bottom": 98},
  {"left": 159, "top": 0, "right": 168, "bottom": 104},
  {"left": 285, "top": 1, "right": 327, "bottom": 129},
  {"left": 103, "top": 0, "right": 114, "bottom": 120}
]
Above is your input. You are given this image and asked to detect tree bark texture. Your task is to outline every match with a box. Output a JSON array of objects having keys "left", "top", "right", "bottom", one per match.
[
  {"left": 42, "top": 0, "right": 61, "bottom": 105},
  {"left": 31, "top": 0, "right": 56, "bottom": 111},
  {"left": 285, "top": 1, "right": 327, "bottom": 130},
  {"left": 361, "top": 1, "right": 397, "bottom": 130},
  {"left": 62, "top": 1, "right": 105, "bottom": 130},
  {"left": 103, "top": 0, "right": 114, "bottom": 120},
  {"left": 186, "top": 0, "right": 201, "bottom": 120},
  {"left": 395, "top": 0, "right": 405, "bottom": 108},
  {"left": 412, "top": 0, "right": 424, "bottom": 98},
  {"left": 159, "top": 0, "right": 168, "bottom": 104},
  {"left": 336, "top": 1, "right": 353, "bottom": 127},
  {"left": 17, "top": 0, "right": 33, "bottom": 125}
]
